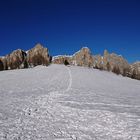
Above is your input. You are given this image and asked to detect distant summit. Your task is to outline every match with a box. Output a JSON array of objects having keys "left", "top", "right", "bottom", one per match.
[
  {"left": 52, "top": 47, "right": 94, "bottom": 67},
  {"left": 27, "top": 43, "right": 50, "bottom": 67},
  {"left": 0, "top": 44, "right": 140, "bottom": 80},
  {"left": 0, "top": 43, "right": 51, "bottom": 70},
  {"left": 52, "top": 47, "right": 140, "bottom": 80}
]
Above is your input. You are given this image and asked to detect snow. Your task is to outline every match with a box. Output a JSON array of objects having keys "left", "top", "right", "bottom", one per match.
[
  {"left": 0, "top": 56, "right": 5, "bottom": 59},
  {"left": 0, "top": 64, "right": 140, "bottom": 140},
  {"left": 26, "top": 50, "right": 29, "bottom": 53},
  {"left": 52, "top": 55, "right": 73, "bottom": 61}
]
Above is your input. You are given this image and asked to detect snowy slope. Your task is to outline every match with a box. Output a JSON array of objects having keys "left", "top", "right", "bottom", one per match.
[{"left": 0, "top": 64, "right": 140, "bottom": 140}]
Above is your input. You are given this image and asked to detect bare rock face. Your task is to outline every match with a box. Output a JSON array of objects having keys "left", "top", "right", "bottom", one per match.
[
  {"left": 0, "top": 58, "right": 4, "bottom": 71},
  {"left": 72, "top": 47, "right": 94, "bottom": 67},
  {"left": 102, "top": 50, "right": 110, "bottom": 70},
  {"left": 52, "top": 56, "right": 72, "bottom": 65},
  {"left": 0, "top": 43, "right": 139, "bottom": 81},
  {"left": 0, "top": 43, "right": 51, "bottom": 71},
  {"left": 5, "top": 49, "right": 27, "bottom": 70},
  {"left": 101, "top": 50, "right": 130, "bottom": 74},
  {"left": 53, "top": 48, "right": 130, "bottom": 75},
  {"left": 52, "top": 47, "right": 94, "bottom": 67},
  {"left": 27, "top": 43, "right": 50, "bottom": 67},
  {"left": 129, "top": 62, "right": 140, "bottom": 80},
  {"left": 93, "top": 50, "right": 130, "bottom": 76},
  {"left": 94, "top": 55, "right": 103, "bottom": 69},
  {"left": 111, "top": 54, "right": 129, "bottom": 74},
  {"left": 52, "top": 56, "right": 64, "bottom": 64}
]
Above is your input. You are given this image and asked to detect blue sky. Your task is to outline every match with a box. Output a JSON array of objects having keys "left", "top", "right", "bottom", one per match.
[{"left": 0, "top": 0, "right": 140, "bottom": 63}]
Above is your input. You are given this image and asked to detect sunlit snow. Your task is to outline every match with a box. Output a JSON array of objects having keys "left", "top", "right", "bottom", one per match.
[{"left": 0, "top": 64, "right": 140, "bottom": 140}]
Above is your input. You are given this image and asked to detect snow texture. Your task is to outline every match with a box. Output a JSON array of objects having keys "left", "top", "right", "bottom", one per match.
[{"left": 0, "top": 64, "right": 140, "bottom": 140}]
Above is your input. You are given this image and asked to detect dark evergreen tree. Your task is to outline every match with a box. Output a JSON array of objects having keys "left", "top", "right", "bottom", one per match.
[
  {"left": 131, "top": 69, "right": 137, "bottom": 79},
  {"left": 24, "top": 60, "right": 28, "bottom": 68},
  {"left": 94, "top": 63, "right": 99, "bottom": 69},
  {"left": 122, "top": 68, "right": 129, "bottom": 77},
  {"left": 106, "top": 62, "right": 111, "bottom": 71},
  {"left": 99, "top": 65, "right": 103, "bottom": 71},
  {"left": 49, "top": 56, "right": 52, "bottom": 63},
  {"left": 0, "top": 60, "right": 4, "bottom": 71},
  {"left": 64, "top": 59, "right": 69, "bottom": 65},
  {"left": 112, "top": 65, "right": 120, "bottom": 75}
]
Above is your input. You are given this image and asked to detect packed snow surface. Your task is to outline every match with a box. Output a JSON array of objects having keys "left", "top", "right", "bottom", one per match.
[{"left": 0, "top": 64, "right": 140, "bottom": 140}]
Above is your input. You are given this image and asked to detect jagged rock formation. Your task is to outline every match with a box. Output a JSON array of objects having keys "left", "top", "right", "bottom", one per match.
[
  {"left": 103, "top": 50, "right": 130, "bottom": 74},
  {"left": 0, "top": 44, "right": 140, "bottom": 80},
  {"left": 94, "top": 55, "right": 103, "bottom": 69},
  {"left": 27, "top": 43, "right": 50, "bottom": 67},
  {"left": 132, "top": 62, "right": 140, "bottom": 72},
  {"left": 53, "top": 48, "right": 130, "bottom": 74},
  {"left": 52, "top": 47, "right": 94, "bottom": 67},
  {"left": 0, "top": 50, "right": 26, "bottom": 70},
  {"left": 52, "top": 47, "right": 139, "bottom": 80},
  {"left": 5, "top": 49, "right": 27, "bottom": 70},
  {"left": 0, "top": 43, "right": 51, "bottom": 71},
  {"left": 72, "top": 47, "right": 94, "bottom": 67},
  {"left": 52, "top": 55, "right": 72, "bottom": 65},
  {"left": 93, "top": 50, "right": 130, "bottom": 75},
  {"left": 129, "top": 62, "right": 140, "bottom": 80}
]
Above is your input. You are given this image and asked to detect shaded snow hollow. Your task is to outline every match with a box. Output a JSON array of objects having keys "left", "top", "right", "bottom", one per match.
[{"left": 0, "top": 64, "right": 140, "bottom": 140}]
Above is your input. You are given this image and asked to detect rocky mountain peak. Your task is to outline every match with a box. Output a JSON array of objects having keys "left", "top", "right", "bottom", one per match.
[
  {"left": 27, "top": 44, "right": 50, "bottom": 67},
  {"left": 0, "top": 43, "right": 51, "bottom": 70},
  {"left": 0, "top": 44, "right": 140, "bottom": 80},
  {"left": 34, "top": 43, "right": 44, "bottom": 49},
  {"left": 81, "top": 47, "right": 90, "bottom": 51},
  {"left": 52, "top": 47, "right": 94, "bottom": 67},
  {"left": 80, "top": 47, "right": 91, "bottom": 53},
  {"left": 104, "top": 50, "right": 109, "bottom": 56},
  {"left": 29, "top": 43, "right": 48, "bottom": 53}
]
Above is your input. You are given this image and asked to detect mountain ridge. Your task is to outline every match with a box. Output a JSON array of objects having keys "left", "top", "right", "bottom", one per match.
[{"left": 0, "top": 43, "right": 140, "bottom": 80}]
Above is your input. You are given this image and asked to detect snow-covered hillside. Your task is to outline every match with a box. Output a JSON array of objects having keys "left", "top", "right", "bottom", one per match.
[{"left": 0, "top": 64, "right": 140, "bottom": 140}]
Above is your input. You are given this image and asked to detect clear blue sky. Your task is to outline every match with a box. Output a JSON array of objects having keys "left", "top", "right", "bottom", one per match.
[{"left": 0, "top": 0, "right": 140, "bottom": 63}]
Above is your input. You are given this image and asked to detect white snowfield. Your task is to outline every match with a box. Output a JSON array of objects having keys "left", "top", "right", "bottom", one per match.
[{"left": 0, "top": 64, "right": 140, "bottom": 140}]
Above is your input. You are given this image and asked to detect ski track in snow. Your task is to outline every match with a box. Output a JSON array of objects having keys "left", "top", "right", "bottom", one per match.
[{"left": 0, "top": 64, "right": 140, "bottom": 140}]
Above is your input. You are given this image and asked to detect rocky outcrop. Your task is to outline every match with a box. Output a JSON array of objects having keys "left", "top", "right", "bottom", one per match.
[
  {"left": 102, "top": 50, "right": 130, "bottom": 74},
  {"left": 0, "top": 43, "right": 50, "bottom": 70},
  {"left": 0, "top": 44, "right": 140, "bottom": 80},
  {"left": 27, "top": 43, "right": 50, "bottom": 67},
  {"left": 4, "top": 49, "right": 27, "bottom": 70},
  {"left": 129, "top": 62, "right": 140, "bottom": 80},
  {"left": 52, "top": 55, "right": 72, "bottom": 65},
  {"left": 93, "top": 50, "right": 130, "bottom": 76},
  {"left": 53, "top": 47, "right": 94, "bottom": 67},
  {"left": 110, "top": 54, "right": 129, "bottom": 75},
  {"left": 72, "top": 47, "right": 94, "bottom": 67},
  {"left": 132, "top": 62, "right": 140, "bottom": 70},
  {"left": 94, "top": 55, "right": 103, "bottom": 69},
  {"left": 53, "top": 47, "right": 139, "bottom": 79}
]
